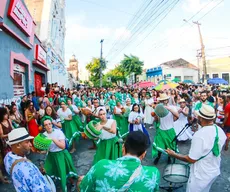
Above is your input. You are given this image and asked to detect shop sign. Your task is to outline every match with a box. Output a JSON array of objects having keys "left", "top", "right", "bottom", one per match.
[
  {"left": 35, "top": 45, "right": 47, "bottom": 64},
  {"left": 8, "top": 0, "right": 33, "bottom": 36}
]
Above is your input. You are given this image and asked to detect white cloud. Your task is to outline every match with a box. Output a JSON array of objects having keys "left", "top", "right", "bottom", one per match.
[{"left": 182, "top": 0, "right": 224, "bottom": 13}]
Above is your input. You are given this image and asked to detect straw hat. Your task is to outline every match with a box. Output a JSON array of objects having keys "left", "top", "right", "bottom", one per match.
[
  {"left": 196, "top": 104, "right": 216, "bottom": 120},
  {"left": 178, "top": 98, "right": 186, "bottom": 103},
  {"left": 157, "top": 93, "right": 169, "bottom": 101},
  {"left": 6, "top": 128, "right": 34, "bottom": 146},
  {"left": 154, "top": 104, "right": 169, "bottom": 118}
]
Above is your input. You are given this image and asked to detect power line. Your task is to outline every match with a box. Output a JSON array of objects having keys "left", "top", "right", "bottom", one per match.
[
  {"left": 197, "top": 0, "right": 224, "bottom": 21},
  {"left": 105, "top": 0, "right": 154, "bottom": 58},
  {"left": 107, "top": 0, "right": 178, "bottom": 62},
  {"left": 148, "top": 0, "right": 217, "bottom": 51}
]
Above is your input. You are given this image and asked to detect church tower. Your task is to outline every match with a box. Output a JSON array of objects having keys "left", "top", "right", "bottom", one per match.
[{"left": 67, "top": 55, "right": 79, "bottom": 81}]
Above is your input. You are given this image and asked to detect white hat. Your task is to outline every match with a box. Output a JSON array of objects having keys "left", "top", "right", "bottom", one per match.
[
  {"left": 196, "top": 104, "right": 216, "bottom": 120},
  {"left": 6, "top": 128, "right": 34, "bottom": 146},
  {"left": 179, "top": 98, "right": 186, "bottom": 103},
  {"left": 126, "top": 98, "right": 131, "bottom": 102},
  {"left": 157, "top": 93, "right": 169, "bottom": 101}
]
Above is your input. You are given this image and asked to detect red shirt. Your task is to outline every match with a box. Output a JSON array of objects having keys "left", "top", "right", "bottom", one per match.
[{"left": 224, "top": 102, "right": 230, "bottom": 126}]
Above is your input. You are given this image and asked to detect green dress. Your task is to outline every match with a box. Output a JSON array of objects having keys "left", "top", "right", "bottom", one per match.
[
  {"left": 44, "top": 129, "right": 78, "bottom": 192},
  {"left": 109, "top": 99, "right": 116, "bottom": 113},
  {"left": 68, "top": 105, "right": 84, "bottom": 132},
  {"left": 93, "top": 119, "right": 122, "bottom": 165},
  {"left": 80, "top": 156, "right": 160, "bottom": 192}
]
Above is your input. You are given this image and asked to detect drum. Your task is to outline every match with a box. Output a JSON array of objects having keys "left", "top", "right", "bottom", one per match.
[
  {"left": 44, "top": 175, "right": 56, "bottom": 192},
  {"left": 81, "top": 108, "right": 92, "bottom": 116},
  {"left": 163, "top": 163, "right": 190, "bottom": 183}
]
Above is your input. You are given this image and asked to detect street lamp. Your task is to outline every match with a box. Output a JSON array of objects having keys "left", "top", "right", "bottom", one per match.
[{"left": 100, "top": 39, "right": 104, "bottom": 88}]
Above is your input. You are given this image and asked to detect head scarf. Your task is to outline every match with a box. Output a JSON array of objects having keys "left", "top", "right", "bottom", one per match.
[{"left": 41, "top": 115, "right": 53, "bottom": 126}]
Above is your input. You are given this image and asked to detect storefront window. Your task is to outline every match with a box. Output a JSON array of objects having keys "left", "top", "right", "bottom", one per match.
[{"left": 222, "top": 73, "right": 229, "bottom": 83}]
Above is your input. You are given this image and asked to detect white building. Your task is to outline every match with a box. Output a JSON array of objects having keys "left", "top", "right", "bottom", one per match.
[
  {"left": 25, "top": 0, "right": 68, "bottom": 87},
  {"left": 161, "top": 58, "right": 199, "bottom": 83}
]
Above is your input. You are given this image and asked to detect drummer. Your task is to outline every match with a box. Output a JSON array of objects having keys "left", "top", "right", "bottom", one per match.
[
  {"left": 152, "top": 93, "right": 179, "bottom": 165},
  {"left": 166, "top": 104, "right": 226, "bottom": 192}
]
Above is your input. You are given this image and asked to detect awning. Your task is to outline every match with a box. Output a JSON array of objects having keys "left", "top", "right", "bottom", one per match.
[{"left": 32, "top": 60, "right": 50, "bottom": 71}]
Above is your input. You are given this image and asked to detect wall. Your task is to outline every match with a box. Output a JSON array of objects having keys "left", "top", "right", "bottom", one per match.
[{"left": 162, "top": 67, "right": 198, "bottom": 83}]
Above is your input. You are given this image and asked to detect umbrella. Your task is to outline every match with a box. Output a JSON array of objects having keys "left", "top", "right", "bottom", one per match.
[
  {"left": 172, "top": 78, "right": 180, "bottom": 83},
  {"left": 183, "top": 79, "right": 195, "bottom": 84},
  {"left": 208, "top": 78, "right": 228, "bottom": 85},
  {"left": 154, "top": 82, "right": 178, "bottom": 91},
  {"left": 135, "top": 81, "right": 156, "bottom": 88},
  {"left": 158, "top": 80, "right": 169, "bottom": 84}
]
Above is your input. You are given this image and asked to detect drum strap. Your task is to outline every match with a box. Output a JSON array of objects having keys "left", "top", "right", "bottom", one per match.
[
  {"left": 198, "top": 124, "right": 219, "bottom": 161},
  {"left": 117, "top": 165, "right": 142, "bottom": 192},
  {"left": 10, "top": 158, "right": 31, "bottom": 176}
]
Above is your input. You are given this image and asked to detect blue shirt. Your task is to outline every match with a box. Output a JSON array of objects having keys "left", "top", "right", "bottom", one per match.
[
  {"left": 32, "top": 96, "right": 39, "bottom": 111},
  {"left": 4, "top": 152, "right": 51, "bottom": 192}
]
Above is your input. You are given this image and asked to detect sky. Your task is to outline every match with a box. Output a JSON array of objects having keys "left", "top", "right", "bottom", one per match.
[{"left": 65, "top": 0, "right": 230, "bottom": 71}]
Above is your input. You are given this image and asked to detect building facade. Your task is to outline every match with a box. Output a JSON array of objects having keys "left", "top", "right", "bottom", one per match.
[
  {"left": 25, "top": 0, "right": 68, "bottom": 87},
  {"left": 0, "top": 0, "right": 49, "bottom": 104},
  {"left": 160, "top": 58, "right": 198, "bottom": 83},
  {"left": 204, "top": 57, "right": 230, "bottom": 83},
  {"left": 67, "top": 55, "right": 79, "bottom": 81},
  {"left": 146, "top": 67, "right": 163, "bottom": 83}
]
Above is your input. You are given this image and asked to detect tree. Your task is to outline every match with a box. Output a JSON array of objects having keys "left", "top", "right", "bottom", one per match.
[
  {"left": 120, "top": 54, "right": 144, "bottom": 83},
  {"left": 105, "top": 64, "right": 127, "bottom": 86},
  {"left": 85, "top": 57, "right": 106, "bottom": 87}
]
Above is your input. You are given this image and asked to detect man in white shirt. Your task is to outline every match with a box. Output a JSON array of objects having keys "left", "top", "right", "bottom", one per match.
[
  {"left": 152, "top": 93, "right": 179, "bottom": 165},
  {"left": 166, "top": 104, "right": 226, "bottom": 192}
]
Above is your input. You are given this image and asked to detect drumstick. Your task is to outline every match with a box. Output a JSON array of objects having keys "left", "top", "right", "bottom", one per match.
[{"left": 152, "top": 143, "right": 168, "bottom": 155}]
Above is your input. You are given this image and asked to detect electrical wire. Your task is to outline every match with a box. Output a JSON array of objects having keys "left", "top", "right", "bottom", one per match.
[{"left": 107, "top": 0, "right": 180, "bottom": 62}]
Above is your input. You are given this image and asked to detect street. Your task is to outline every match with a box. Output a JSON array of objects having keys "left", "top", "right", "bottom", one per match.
[{"left": 0, "top": 128, "right": 229, "bottom": 192}]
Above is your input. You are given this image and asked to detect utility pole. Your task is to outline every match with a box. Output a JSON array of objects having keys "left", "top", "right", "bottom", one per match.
[
  {"left": 100, "top": 39, "right": 104, "bottom": 88},
  {"left": 193, "top": 21, "right": 207, "bottom": 84},
  {"left": 196, "top": 49, "right": 201, "bottom": 83}
]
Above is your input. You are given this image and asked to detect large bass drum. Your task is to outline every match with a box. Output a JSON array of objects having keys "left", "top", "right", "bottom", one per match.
[{"left": 163, "top": 163, "right": 190, "bottom": 183}]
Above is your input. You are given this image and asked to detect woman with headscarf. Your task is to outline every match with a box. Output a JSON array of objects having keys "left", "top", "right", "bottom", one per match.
[
  {"left": 144, "top": 92, "right": 154, "bottom": 129},
  {"left": 67, "top": 98, "right": 84, "bottom": 133},
  {"left": 57, "top": 100, "right": 80, "bottom": 153},
  {"left": 113, "top": 100, "right": 128, "bottom": 136},
  {"left": 42, "top": 116, "right": 78, "bottom": 192},
  {"left": 92, "top": 108, "right": 121, "bottom": 165}
]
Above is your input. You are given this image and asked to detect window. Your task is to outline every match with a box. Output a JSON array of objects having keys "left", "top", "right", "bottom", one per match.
[
  {"left": 175, "top": 76, "right": 181, "bottom": 81},
  {"left": 213, "top": 74, "right": 218, "bottom": 78},
  {"left": 206, "top": 74, "right": 210, "bottom": 79},
  {"left": 184, "top": 76, "right": 193, "bottom": 80},
  {"left": 222, "top": 73, "right": 229, "bottom": 83}
]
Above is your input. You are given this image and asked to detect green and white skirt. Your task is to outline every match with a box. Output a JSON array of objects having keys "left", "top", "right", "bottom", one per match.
[
  {"left": 152, "top": 127, "right": 177, "bottom": 158},
  {"left": 62, "top": 120, "right": 80, "bottom": 147},
  {"left": 93, "top": 136, "right": 122, "bottom": 165},
  {"left": 44, "top": 149, "right": 78, "bottom": 192},
  {"left": 114, "top": 115, "right": 129, "bottom": 136},
  {"left": 72, "top": 115, "right": 84, "bottom": 132}
]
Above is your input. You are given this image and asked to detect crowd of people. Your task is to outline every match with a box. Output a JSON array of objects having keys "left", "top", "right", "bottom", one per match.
[{"left": 0, "top": 82, "right": 229, "bottom": 192}]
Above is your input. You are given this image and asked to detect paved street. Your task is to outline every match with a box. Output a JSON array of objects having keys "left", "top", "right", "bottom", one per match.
[{"left": 0, "top": 128, "right": 230, "bottom": 192}]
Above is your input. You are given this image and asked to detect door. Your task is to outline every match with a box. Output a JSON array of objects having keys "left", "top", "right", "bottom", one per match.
[
  {"left": 34, "top": 73, "right": 43, "bottom": 96},
  {"left": 13, "top": 64, "right": 26, "bottom": 97}
]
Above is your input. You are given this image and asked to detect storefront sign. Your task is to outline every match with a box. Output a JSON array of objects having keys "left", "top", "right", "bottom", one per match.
[
  {"left": 8, "top": 0, "right": 33, "bottom": 36},
  {"left": 35, "top": 45, "right": 47, "bottom": 64}
]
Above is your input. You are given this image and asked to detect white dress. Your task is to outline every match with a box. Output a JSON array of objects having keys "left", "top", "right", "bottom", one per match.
[
  {"left": 144, "top": 98, "right": 154, "bottom": 124},
  {"left": 174, "top": 106, "right": 193, "bottom": 141},
  {"left": 128, "top": 111, "right": 144, "bottom": 132},
  {"left": 99, "top": 119, "right": 116, "bottom": 140}
]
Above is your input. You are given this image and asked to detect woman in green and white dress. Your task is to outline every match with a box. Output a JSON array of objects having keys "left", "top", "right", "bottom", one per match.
[
  {"left": 57, "top": 101, "right": 80, "bottom": 153},
  {"left": 113, "top": 101, "right": 128, "bottom": 136},
  {"left": 43, "top": 118, "right": 78, "bottom": 192},
  {"left": 67, "top": 98, "right": 84, "bottom": 132},
  {"left": 93, "top": 109, "right": 122, "bottom": 165}
]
